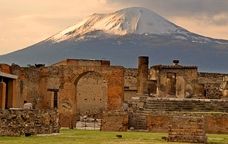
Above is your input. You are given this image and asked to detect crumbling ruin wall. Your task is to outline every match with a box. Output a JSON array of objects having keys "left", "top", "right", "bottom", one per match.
[
  {"left": 168, "top": 116, "right": 207, "bottom": 143},
  {"left": 130, "top": 98, "right": 228, "bottom": 112},
  {"left": 144, "top": 98, "right": 228, "bottom": 112},
  {"left": 0, "top": 109, "right": 59, "bottom": 136},
  {"left": 150, "top": 67, "right": 201, "bottom": 98},
  {"left": 124, "top": 68, "right": 137, "bottom": 101},
  {"left": 0, "top": 64, "right": 11, "bottom": 74},
  {"left": 101, "top": 111, "right": 128, "bottom": 131},
  {"left": 199, "top": 73, "right": 228, "bottom": 99},
  {"left": 11, "top": 64, "right": 124, "bottom": 127},
  {"left": 11, "top": 65, "right": 44, "bottom": 109},
  {"left": 128, "top": 97, "right": 228, "bottom": 133},
  {"left": 146, "top": 112, "right": 228, "bottom": 134},
  {"left": 76, "top": 72, "right": 108, "bottom": 116}
]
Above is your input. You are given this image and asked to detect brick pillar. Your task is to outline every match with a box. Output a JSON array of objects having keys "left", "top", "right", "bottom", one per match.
[
  {"left": 7, "top": 79, "right": 17, "bottom": 108},
  {"left": 0, "top": 81, "right": 6, "bottom": 110},
  {"left": 137, "top": 56, "right": 149, "bottom": 95}
]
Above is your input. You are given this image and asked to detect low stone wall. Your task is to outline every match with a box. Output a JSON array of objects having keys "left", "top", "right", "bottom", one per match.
[
  {"left": 128, "top": 112, "right": 147, "bottom": 130},
  {"left": 168, "top": 116, "right": 207, "bottom": 143},
  {"left": 143, "top": 98, "right": 228, "bottom": 112},
  {"left": 147, "top": 112, "right": 228, "bottom": 134},
  {"left": 0, "top": 109, "right": 60, "bottom": 136},
  {"left": 199, "top": 72, "right": 228, "bottom": 99},
  {"left": 101, "top": 111, "right": 128, "bottom": 132}
]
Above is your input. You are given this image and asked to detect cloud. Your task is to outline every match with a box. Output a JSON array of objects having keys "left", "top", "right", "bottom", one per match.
[
  {"left": 107, "top": 0, "right": 228, "bottom": 26},
  {"left": 0, "top": 0, "right": 119, "bottom": 54},
  {"left": 107, "top": 0, "right": 228, "bottom": 15}
]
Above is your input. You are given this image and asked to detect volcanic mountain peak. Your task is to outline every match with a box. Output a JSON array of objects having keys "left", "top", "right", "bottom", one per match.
[
  {"left": 51, "top": 7, "right": 184, "bottom": 42},
  {"left": 1, "top": 7, "right": 228, "bottom": 72}
]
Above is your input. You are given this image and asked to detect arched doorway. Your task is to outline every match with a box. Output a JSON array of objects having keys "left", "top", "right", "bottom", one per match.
[{"left": 75, "top": 72, "right": 108, "bottom": 117}]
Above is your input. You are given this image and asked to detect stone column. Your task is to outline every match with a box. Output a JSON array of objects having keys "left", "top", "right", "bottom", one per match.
[
  {"left": 0, "top": 81, "right": 6, "bottom": 110},
  {"left": 137, "top": 56, "right": 149, "bottom": 95}
]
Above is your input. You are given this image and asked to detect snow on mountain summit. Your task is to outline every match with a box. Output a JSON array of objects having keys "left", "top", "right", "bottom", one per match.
[{"left": 51, "top": 7, "right": 182, "bottom": 42}]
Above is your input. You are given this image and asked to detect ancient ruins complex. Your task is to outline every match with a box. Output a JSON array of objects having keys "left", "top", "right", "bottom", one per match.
[{"left": 0, "top": 57, "right": 228, "bottom": 142}]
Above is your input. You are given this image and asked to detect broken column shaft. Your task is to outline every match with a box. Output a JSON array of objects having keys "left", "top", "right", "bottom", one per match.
[
  {"left": 137, "top": 56, "right": 149, "bottom": 95},
  {"left": 0, "top": 81, "right": 6, "bottom": 110}
]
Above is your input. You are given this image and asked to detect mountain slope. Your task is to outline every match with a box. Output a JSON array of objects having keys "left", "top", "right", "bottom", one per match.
[{"left": 0, "top": 7, "right": 228, "bottom": 72}]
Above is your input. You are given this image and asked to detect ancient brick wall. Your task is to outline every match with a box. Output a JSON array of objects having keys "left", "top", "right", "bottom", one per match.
[
  {"left": 52, "top": 59, "right": 110, "bottom": 67},
  {"left": 128, "top": 112, "right": 147, "bottom": 130},
  {"left": 124, "top": 68, "right": 137, "bottom": 101},
  {"left": 146, "top": 112, "right": 228, "bottom": 134},
  {"left": 76, "top": 72, "right": 108, "bottom": 116},
  {"left": 150, "top": 67, "right": 200, "bottom": 98},
  {"left": 199, "top": 72, "right": 228, "bottom": 99},
  {"left": 101, "top": 111, "right": 128, "bottom": 131},
  {"left": 0, "top": 64, "right": 11, "bottom": 73},
  {"left": 168, "top": 116, "right": 207, "bottom": 143},
  {"left": 11, "top": 66, "right": 43, "bottom": 109},
  {"left": 11, "top": 63, "right": 124, "bottom": 128},
  {"left": 143, "top": 98, "right": 228, "bottom": 112},
  {"left": 0, "top": 109, "right": 59, "bottom": 136}
]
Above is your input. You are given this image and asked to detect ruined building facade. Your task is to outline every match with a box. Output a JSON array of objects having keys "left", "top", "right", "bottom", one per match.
[
  {"left": 1, "top": 59, "right": 124, "bottom": 127},
  {"left": 0, "top": 57, "right": 228, "bottom": 128}
]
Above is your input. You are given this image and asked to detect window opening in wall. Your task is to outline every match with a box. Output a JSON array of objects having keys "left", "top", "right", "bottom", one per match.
[
  {"left": 54, "top": 91, "right": 58, "bottom": 109},
  {"left": 47, "top": 89, "right": 59, "bottom": 109}
]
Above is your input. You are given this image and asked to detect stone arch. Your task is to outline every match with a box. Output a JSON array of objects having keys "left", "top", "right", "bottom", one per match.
[
  {"left": 58, "top": 66, "right": 124, "bottom": 128},
  {"left": 74, "top": 71, "right": 108, "bottom": 117}
]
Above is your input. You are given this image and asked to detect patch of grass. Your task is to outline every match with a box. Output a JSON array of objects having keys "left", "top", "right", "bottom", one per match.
[
  {"left": 0, "top": 129, "right": 227, "bottom": 144},
  {"left": 207, "top": 134, "right": 228, "bottom": 144}
]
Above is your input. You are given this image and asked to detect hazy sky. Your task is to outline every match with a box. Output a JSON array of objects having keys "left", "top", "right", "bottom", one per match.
[{"left": 0, "top": 0, "right": 227, "bottom": 55}]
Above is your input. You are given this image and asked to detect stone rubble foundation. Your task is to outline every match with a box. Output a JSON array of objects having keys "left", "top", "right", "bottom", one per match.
[{"left": 0, "top": 109, "right": 60, "bottom": 136}]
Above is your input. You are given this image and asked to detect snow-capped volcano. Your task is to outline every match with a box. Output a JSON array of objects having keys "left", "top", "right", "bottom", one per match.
[
  {"left": 0, "top": 7, "right": 228, "bottom": 72},
  {"left": 51, "top": 7, "right": 184, "bottom": 42}
]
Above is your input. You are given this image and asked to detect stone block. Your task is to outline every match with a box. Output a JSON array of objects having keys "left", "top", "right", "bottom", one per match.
[
  {"left": 168, "top": 116, "right": 207, "bottom": 143},
  {"left": 101, "top": 111, "right": 128, "bottom": 131}
]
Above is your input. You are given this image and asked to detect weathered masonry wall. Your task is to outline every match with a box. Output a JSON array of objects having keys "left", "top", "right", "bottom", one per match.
[
  {"left": 11, "top": 63, "right": 124, "bottom": 127},
  {"left": 0, "top": 64, "right": 11, "bottom": 73},
  {"left": 0, "top": 109, "right": 59, "bottom": 136},
  {"left": 128, "top": 97, "right": 228, "bottom": 133},
  {"left": 150, "top": 66, "right": 200, "bottom": 98},
  {"left": 168, "top": 116, "right": 207, "bottom": 143},
  {"left": 101, "top": 111, "right": 128, "bottom": 132},
  {"left": 199, "top": 72, "right": 228, "bottom": 99},
  {"left": 124, "top": 68, "right": 137, "bottom": 101},
  {"left": 52, "top": 59, "right": 110, "bottom": 67},
  {"left": 76, "top": 72, "right": 108, "bottom": 116},
  {"left": 146, "top": 112, "right": 228, "bottom": 134},
  {"left": 140, "top": 98, "right": 228, "bottom": 112}
]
